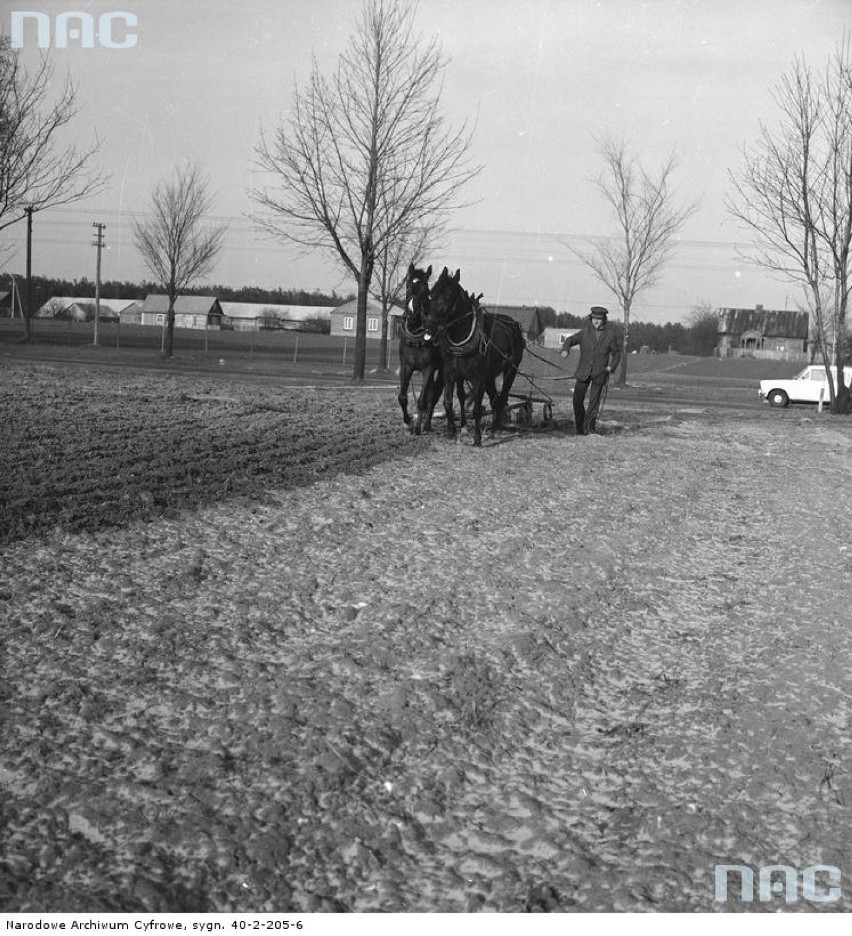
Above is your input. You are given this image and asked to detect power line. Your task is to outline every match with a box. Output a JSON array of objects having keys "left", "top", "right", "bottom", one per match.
[{"left": 39, "top": 207, "right": 755, "bottom": 251}]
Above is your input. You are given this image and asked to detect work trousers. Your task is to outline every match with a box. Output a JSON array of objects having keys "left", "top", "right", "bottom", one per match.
[{"left": 573, "top": 373, "right": 609, "bottom": 434}]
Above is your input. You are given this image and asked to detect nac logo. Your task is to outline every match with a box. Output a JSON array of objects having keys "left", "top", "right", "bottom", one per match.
[
  {"left": 10, "top": 11, "right": 138, "bottom": 49},
  {"left": 715, "top": 864, "right": 842, "bottom": 904}
]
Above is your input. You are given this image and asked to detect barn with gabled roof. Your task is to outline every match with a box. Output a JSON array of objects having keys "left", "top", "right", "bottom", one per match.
[{"left": 717, "top": 304, "right": 809, "bottom": 359}]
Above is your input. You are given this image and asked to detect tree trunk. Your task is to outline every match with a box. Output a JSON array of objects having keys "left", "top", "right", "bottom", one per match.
[
  {"left": 616, "top": 304, "right": 631, "bottom": 385},
  {"left": 379, "top": 301, "right": 390, "bottom": 372},
  {"left": 165, "top": 297, "right": 176, "bottom": 358},
  {"left": 353, "top": 283, "right": 368, "bottom": 384},
  {"left": 833, "top": 360, "right": 851, "bottom": 414},
  {"left": 352, "top": 253, "right": 374, "bottom": 383}
]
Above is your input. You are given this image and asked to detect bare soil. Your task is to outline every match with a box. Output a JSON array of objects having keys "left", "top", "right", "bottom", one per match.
[{"left": 2, "top": 359, "right": 851, "bottom": 913}]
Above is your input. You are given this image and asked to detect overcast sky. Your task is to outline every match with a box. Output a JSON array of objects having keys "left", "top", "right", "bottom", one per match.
[{"left": 4, "top": 0, "right": 850, "bottom": 323}]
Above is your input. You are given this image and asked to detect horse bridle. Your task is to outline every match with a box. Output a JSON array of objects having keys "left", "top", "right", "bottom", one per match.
[{"left": 401, "top": 274, "right": 432, "bottom": 343}]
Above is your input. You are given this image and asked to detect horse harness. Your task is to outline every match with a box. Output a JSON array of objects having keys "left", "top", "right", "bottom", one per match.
[{"left": 428, "top": 289, "right": 519, "bottom": 363}]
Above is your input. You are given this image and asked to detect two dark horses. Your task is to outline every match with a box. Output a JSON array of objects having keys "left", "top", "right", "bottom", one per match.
[
  {"left": 427, "top": 267, "right": 525, "bottom": 447},
  {"left": 396, "top": 263, "right": 525, "bottom": 447}
]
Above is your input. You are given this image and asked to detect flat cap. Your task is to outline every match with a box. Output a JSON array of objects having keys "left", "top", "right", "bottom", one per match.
[{"left": 590, "top": 306, "right": 609, "bottom": 318}]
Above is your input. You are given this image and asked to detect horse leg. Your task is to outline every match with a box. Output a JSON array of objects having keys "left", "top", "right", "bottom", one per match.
[
  {"left": 423, "top": 362, "right": 442, "bottom": 432},
  {"left": 456, "top": 377, "right": 467, "bottom": 429},
  {"left": 398, "top": 363, "right": 413, "bottom": 427},
  {"left": 421, "top": 363, "right": 441, "bottom": 432},
  {"left": 443, "top": 367, "right": 457, "bottom": 439},
  {"left": 493, "top": 364, "right": 519, "bottom": 432},
  {"left": 472, "top": 382, "right": 486, "bottom": 447},
  {"left": 414, "top": 365, "right": 432, "bottom": 435},
  {"left": 486, "top": 374, "right": 500, "bottom": 430}
]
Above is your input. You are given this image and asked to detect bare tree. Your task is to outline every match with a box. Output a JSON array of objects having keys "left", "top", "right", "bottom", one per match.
[
  {"left": 0, "top": 38, "right": 105, "bottom": 231},
  {"left": 567, "top": 137, "right": 698, "bottom": 384},
  {"left": 250, "top": 0, "right": 480, "bottom": 383},
  {"left": 0, "top": 38, "right": 107, "bottom": 337},
  {"left": 133, "top": 163, "right": 227, "bottom": 358},
  {"left": 727, "top": 37, "right": 852, "bottom": 412}
]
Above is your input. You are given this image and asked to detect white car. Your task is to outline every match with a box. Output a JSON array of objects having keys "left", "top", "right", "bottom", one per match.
[{"left": 759, "top": 364, "right": 852, "bottom": 407}]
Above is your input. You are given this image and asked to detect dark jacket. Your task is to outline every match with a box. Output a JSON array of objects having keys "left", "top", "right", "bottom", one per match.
[{"left": 564, "top": 318, "right": 622, "bottom": 380}]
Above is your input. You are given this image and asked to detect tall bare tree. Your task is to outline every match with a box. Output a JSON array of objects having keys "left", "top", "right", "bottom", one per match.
[
  {"left": 133, "top": 163, "right": 226, "bottom": 358},
  {"left": 0, "top": 38, "right": 107, "bottom": 336},
  {"left": 727, "top": 37, "right": 852, "bottom": 413},
  {"left": 250, "top": 0, "right": 480, "bottom": 383},
  {"left": 0, "top": 39, "right": 105, "bottom": 230},
  {"left": 568, "top": 137, "right": 698, "bottom": 384}
]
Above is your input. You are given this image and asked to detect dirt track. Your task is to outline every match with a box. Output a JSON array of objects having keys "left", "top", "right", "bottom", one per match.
[{"left": 2, "top": 363, "right": 852, "bottom": 912}]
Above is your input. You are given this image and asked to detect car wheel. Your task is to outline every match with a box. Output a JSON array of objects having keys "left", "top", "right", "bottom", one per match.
[{"left": 768, "top": 389, "right": 789, "bottom": 408}]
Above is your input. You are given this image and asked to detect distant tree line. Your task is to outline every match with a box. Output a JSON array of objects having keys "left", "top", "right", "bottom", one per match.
[{"left": 535, "top": 305, "right": 719, "bottom": 356}]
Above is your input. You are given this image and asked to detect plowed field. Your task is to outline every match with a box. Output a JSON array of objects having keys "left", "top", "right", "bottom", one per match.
[{"left": 2, "top": 360, "right": 852, "bottom": 913}]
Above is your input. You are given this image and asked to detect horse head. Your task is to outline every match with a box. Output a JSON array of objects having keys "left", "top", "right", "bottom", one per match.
[
  {"left": 426, "top": 267, "right": 465, "bottom": 337},
  {"left": 405, "top": 262, "right": 432, "bottom": 331}
]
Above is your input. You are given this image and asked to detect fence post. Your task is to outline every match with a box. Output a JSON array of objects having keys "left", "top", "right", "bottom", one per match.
[
  {"left": 293, "top": 334, "right": 299, "bottom": 363},
  {"left": 342, "top": 338, "right": 347, "bottom": 365},
  {"left": 818, "top": 387, "right": 825, "bottom": 413}
]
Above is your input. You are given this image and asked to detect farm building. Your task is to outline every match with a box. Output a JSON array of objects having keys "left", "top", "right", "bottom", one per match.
[
  {"left": 717, "top": 305, "right": 809, "bottom": 360},
  {"left": 140, "top": 295, "right": 223, "bottom": 330},
  {"left": 481, "top": 304, "right": 548, "bottom": 341},
  {"left": 119, "top": 302, "right": 142, "bottom": 325},
  {"left": 220, "top": 302, "right": 336, "bottom": 332},
  {"left": 330, "top": 298, "right": 405, "bottom": 339},
  {"left": 36, "top": 297, "right": 139, "bottom": 322},
  {"left": 540, "top": 326, "right": 580, "bottom": 349}
]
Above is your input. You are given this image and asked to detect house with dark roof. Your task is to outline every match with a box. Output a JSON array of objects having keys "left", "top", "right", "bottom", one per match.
[
  {"left": 717, "top": 305, "right": 809, "bottom": 360},
  {"left": 140, "top": 295, "right": 223, "bottom": 330}
]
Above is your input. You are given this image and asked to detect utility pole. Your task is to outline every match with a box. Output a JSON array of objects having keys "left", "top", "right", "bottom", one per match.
[
  {"left": 25, "top": 207, "right": 33, "bottom": 342},
  {"left": 92, "top": 221, "right": 106, "bottom": 346}
]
